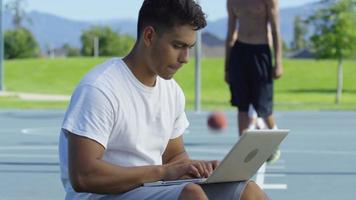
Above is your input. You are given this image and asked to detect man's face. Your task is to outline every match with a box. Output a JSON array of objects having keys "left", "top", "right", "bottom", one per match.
[{"left": 147, "top": 25, "right": 196, "bottom": 80}]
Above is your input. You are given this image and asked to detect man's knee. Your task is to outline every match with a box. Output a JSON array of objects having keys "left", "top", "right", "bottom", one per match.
[
  {"left": 179, "top": 183, "right": 208, "bottom": 200},
  {"left": 241, "top": 181, "right": 268, "bottom": 200}
]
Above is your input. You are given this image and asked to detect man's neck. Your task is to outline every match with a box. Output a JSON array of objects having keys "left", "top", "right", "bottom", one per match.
[{"left": 123, "top": 50, "right": 157, "bottom": 87}]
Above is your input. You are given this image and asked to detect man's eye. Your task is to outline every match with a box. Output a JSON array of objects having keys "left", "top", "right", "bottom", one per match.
[{"left": 173, "top": 44, "right": 184, "bottom": 49}]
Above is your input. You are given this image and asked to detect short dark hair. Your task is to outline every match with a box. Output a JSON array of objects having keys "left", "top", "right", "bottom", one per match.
[{"left": 137, "top": 0, "right": 207, "bottom": 38}]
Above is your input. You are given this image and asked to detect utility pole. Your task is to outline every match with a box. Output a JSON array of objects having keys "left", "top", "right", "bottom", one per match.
[
  {"left": 194, "top": 0, "right": 202, "bottom": 112},
  {"left": 0, "top": 0, "right": 4, "bottom": 91}
]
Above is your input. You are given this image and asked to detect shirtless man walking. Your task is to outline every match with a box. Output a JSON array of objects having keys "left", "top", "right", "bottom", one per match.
[{"left": 225, "top": 0, "right": 283, "bottom": 163}]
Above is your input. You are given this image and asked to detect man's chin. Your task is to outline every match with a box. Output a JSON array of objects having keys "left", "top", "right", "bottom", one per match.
[{"left": 159, "top": 73, "right": 174, "bottom": 80}]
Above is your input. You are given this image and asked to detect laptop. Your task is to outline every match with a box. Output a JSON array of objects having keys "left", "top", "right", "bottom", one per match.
[{"left": 143, "top": 129, "right": 289, "bottom": 187}]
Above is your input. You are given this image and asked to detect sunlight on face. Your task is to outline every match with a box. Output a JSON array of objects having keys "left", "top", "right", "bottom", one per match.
[{"left": 149, "top": 25, "right": 197, "bottom": 80}]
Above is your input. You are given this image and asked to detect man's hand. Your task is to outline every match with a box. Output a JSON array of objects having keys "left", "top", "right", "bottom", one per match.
[
  {"left": 162, "top": 136, "right": 219, "bottom": 180},
  {"left": 189, "top": 160, "right": 219, "bottom": 178},
  {"left": 273, "top": 65, "right": 283, "bottom": 79},
  {"left": 162, "top": 160, "right": 219, "bottom": 181}
]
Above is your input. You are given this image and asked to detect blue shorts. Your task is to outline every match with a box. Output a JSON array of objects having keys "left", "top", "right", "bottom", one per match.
[{"left": 100, "top": 181, "right": 250, "bottom": 200}]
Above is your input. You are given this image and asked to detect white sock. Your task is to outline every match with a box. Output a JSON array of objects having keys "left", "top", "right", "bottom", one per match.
[{"left": 248, "top": 123, "right": 256, "bottom": 130}]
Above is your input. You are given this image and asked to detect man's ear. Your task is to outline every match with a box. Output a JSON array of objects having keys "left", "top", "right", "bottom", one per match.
[{"left": 142, "top": 26, "right": 156, "bottom": 47}]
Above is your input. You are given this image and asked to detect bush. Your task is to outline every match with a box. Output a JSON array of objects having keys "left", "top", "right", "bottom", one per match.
[
  {"left": 80, "top": 26, "right": 134, "bottom": 57},
  {"left": 4, "top": 28, "right": 40, "bottom": 59}
]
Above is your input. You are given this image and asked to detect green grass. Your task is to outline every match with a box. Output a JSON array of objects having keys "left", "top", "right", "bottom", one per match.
[
  {"left": 275, "top": 59, "right": 356, "bottom": 110},
  {"left": 1, "top": 57, "right": 356, "bottom": 110},
  {"left": 4, "top": 57, "right": 108, "bottom": 94}
]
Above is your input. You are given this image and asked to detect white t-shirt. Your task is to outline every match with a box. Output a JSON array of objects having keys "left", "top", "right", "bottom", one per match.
[{"left": 58, "top": 58, "right": 189, "bottom": 200}]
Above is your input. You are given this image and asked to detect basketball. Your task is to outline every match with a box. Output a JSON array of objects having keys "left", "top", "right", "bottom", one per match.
[{"left": 207, "top": 111, "right": 227, "bottom": 131}]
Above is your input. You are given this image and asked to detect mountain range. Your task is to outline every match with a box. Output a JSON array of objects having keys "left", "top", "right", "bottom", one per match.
[{"left": 3, "top": 2, "right": 328, "bottom": 52}]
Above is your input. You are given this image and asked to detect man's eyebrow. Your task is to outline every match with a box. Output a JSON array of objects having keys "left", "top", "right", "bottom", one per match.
[{"left": 173, "top": 40, "right": 196, "bottom": 48}]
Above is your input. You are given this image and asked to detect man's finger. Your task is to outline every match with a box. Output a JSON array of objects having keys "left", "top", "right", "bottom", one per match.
[
  {"left": 205, "top": 161, "right": 213, "bottom": 175},
  {"left": 187, "top": 164, "right": 201, "bottom": 178}
]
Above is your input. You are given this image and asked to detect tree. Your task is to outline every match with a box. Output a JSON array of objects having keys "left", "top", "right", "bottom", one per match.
[
  {"left": 4, "top": 28, "right": 40, "bottom": 59},
  {"left": 306, "top": 0, "right": 356, "bottom": 104},
  {"left": 292, "top": 15, "right": 308, "bottom": 51},
  {"left": 4, "top": 0, "right": 39, "bottom": 59},
  {"left": 80, "top": 26, "right": 134, "bottom": 57},
  {"left": 5, "top": 0, "right": 30, "bottom": 28}
]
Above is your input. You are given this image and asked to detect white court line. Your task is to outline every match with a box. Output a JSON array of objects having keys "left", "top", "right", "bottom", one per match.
[
  {"left": 262, "top": 184, "right": 288, "bottom": 190},
  {"left": 263, "top": 173, "right": 286, "bottom": 178},
  {"left": 0, "top": 145, "right": 57, "bottom": 150},
  {"left": 0, "top": 153, "right": 57, "bottom": 158},
  {"left": 256, "top": 163, "right": 288, "bottom": 190},
  {"left": 21, "top": 127, "right": 58, "bottom": 136},
  {"left": 256, "top": 163, "right": 266, "bottom": 187}
]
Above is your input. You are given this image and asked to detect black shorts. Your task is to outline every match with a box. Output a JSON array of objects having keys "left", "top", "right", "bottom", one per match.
[{"left": 227, "top": 40, "right": 273, "bottom": 118}]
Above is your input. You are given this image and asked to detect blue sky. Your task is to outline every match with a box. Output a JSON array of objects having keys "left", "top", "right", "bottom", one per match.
[{"left": 3, "top": 0, "right": 321, "bottom": 21}]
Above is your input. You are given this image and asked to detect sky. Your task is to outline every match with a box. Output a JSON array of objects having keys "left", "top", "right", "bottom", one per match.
[{"left": 3, "top": 0, "right": 321, "bottom": 21}]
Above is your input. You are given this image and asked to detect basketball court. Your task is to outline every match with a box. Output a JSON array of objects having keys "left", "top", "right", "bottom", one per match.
[{"left": 0, "top": 109, "right": 355, "bottom": 199}]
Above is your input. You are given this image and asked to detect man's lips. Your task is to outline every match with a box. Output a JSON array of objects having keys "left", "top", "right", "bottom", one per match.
[{"left": 167, "top": 65, "right": 182, "bottom": 72}]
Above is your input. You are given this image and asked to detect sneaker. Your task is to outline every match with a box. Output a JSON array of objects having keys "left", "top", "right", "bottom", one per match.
[
  {"left": 266, "top": 149, "right": 281, "bottom": 164},
  {"left": 256, "top": 118, "right": 267, "bottom": 129}
]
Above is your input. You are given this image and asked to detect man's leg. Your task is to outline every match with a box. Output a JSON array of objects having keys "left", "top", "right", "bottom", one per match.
[
  {"left": 179, "top": 183, "right": 208, "bottom": 200},
  {"left": 201, "top": 180, "right": 267, "bottom": 200},
  {"left": 238, "top": 111, "right": 250, "bottom": 136},
  {"left": 240, "top": 181, "right": 268, "bottom": 200},
  {"left": 262, "top": 114, "right": 276, "bottom": 129},
  {"left": 262, "top": 114, "right": 281, "bottom": 164},
  {"left": 103, "top": 183, "right": 193, "bottom": 200},
  {"left": 248, "top": 105, "right": 258, "bottom": 130}
]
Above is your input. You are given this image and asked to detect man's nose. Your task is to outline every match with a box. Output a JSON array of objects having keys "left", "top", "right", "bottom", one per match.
[{"left": 178, "top": 48, "right": 189, "bottom": 64}]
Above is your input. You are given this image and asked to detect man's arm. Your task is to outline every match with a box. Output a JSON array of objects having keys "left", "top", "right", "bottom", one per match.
[
  {"left": 267, "top": 0, "right": 283, "bottom": 79},
  {"left": 225, "top": 0, "right": 238, "bottom": 83},
  {"left": 67, "top": 132, "right": 165, "bottom": 194},
  {"left": 68, "top": 132, "right": 209, "bottom": 194},
  {"left": 162, "top": 135, "right": 190, "bottom": 164},
  {"left": 162, "top": 136, "right": 218, "bottom": 178}
]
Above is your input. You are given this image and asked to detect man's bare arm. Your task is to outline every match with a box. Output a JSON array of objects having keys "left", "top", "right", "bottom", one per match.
[
  {"left": 162, "top": 135, "right": 190, "bottom": 164},
  {"left": 267, "top": 0, "right": 283, "bottom": 79},
  {"left": 225, "top": 0, "right": 238, "bottom": 83},
  {"left": 162, "top": 136, "right": 219, "bottom": 178},
  {"left": 67, "top": 133, "right": 166, "bottom": 194}
]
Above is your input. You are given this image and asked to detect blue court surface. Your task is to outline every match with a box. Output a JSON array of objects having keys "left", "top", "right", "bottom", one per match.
[{"left": 0, "top": 110, "right": 355, "bottom": 199}]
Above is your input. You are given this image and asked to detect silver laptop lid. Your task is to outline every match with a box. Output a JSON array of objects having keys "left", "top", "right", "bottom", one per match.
[{"left": 204, "top": 129, "right": 289, "bottom": 184}]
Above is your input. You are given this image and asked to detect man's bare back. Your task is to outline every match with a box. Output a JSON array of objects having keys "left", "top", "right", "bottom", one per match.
[{"left": 228, "top": 0, "right": 271, "bottom": 44}]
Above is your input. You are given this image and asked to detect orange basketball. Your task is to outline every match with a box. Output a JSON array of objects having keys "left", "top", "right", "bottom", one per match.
[{"left": 207, "top": 111, "right": 227, "bottom": 131}]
